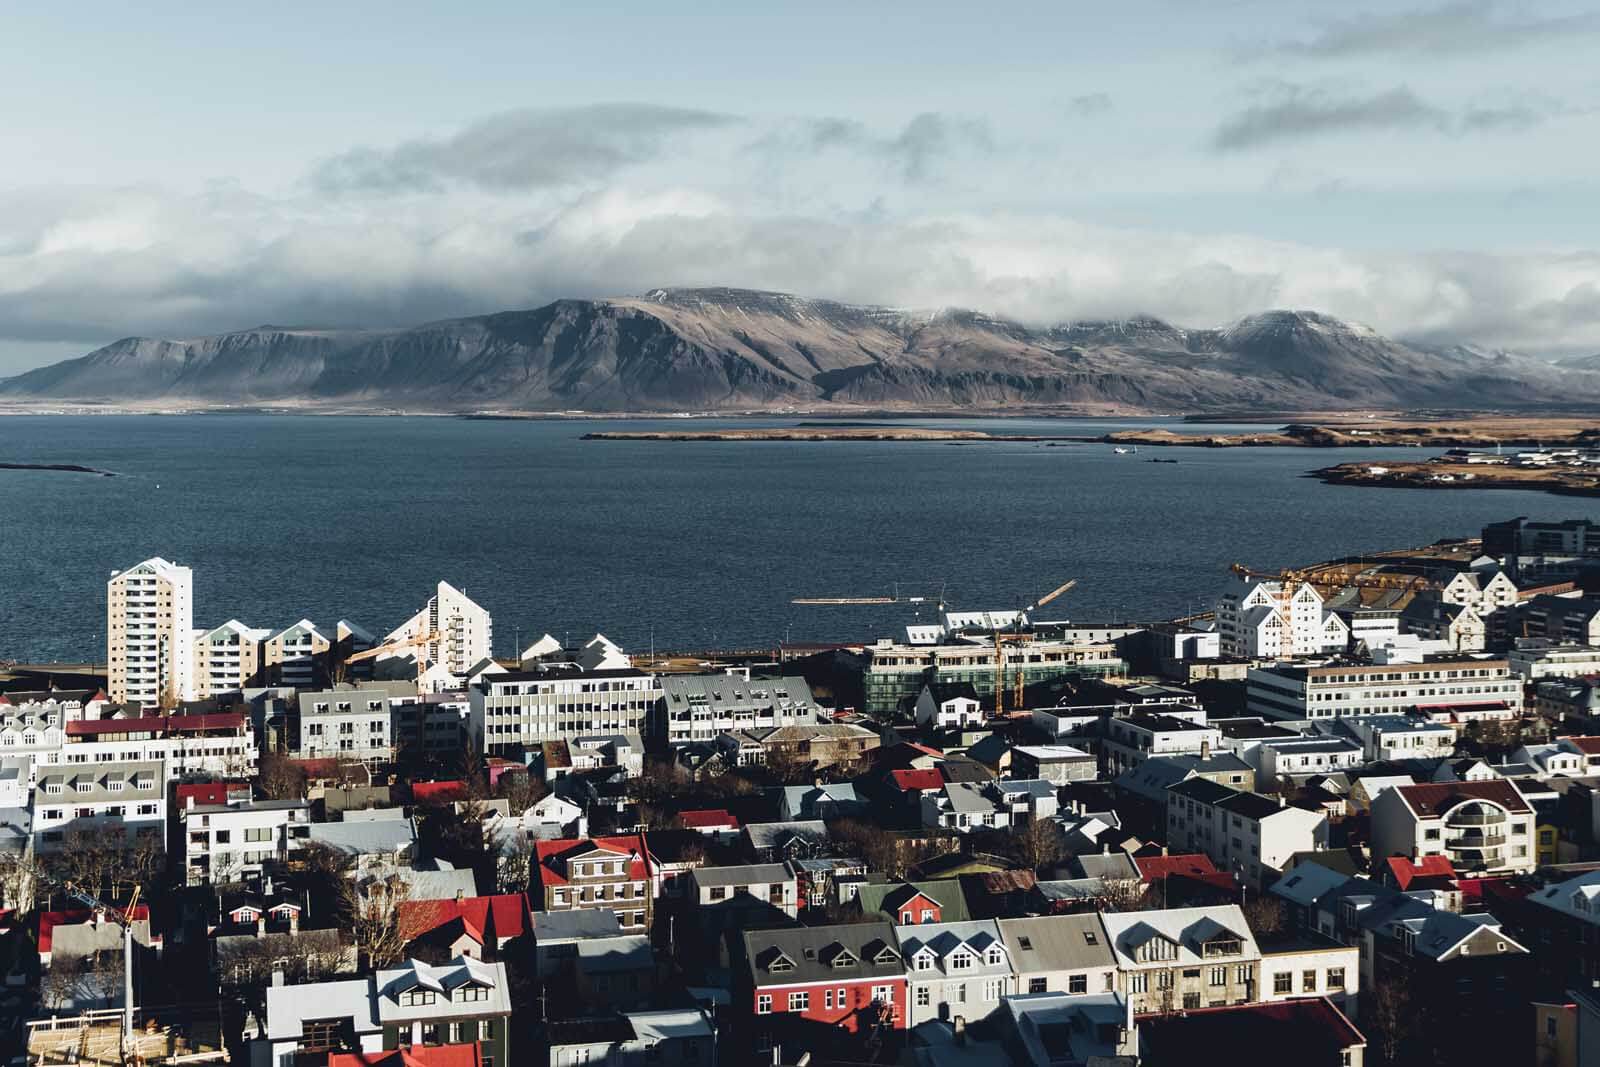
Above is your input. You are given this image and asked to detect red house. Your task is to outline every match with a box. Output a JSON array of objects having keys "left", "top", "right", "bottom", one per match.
[
  {"left": 533, "top": 835, "right": 653, "bottom": 931},
  {"left": 398, "top": 893, "right": 532, "bottom": 958},
  {"left": 741, "top": 921, "right": 907, "bottom": 1038}
]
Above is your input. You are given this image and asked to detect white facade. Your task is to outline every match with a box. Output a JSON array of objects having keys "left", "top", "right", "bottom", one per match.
[
  {"left": 41, "top": 713, "right": 258, "bottom": 781},
  {"left": 1215, "top": 579, "right": 1346, "bottom": 660},
  {"left": 33, "top": 759, "right": 165, "bottom": 852},
  {"left": 1256, "top": 737, "right": 1365, "bottom": 790},
  {"left": 107, "top": 557, "right": 195, "bottom": 706},
  {"left": 1509, "top": 641, "right": 1600, "bottom": 680},
  {"left": 1101, "top": 713, "right": 1222, "bottom": 777},
  {"left": 1259, "top": 941, "right": 1359, "bottom": 1014},
  {"left": 473, "top": 669, "right": 662, "bottom": 753},
  {"left": 297, "top": 682, "right": 412, "bottom": 761},
  {"left": 1247, "top": 658, "right": 1523, "bottom": 721},
  {"left": 181, "top": 797, "right": 310, "bottom": 885},
  {"left": 1167, "top": 782, "right": 1329, "bottom": 889},
  {"left": 897, "top": 920, "right": 1015, "bottom": 1026},
  {"left": 1370, "top": 781, "right": 1537, "bottom": 877},
  {"left": 1440, "top": 569, "right": 1520, "bottom": 615},
  {"left": 1321, "top": 715, "right": 1457, "bottom": 762},
  {"left": 386, "top": 580, "right": 493, "bottom": 679}
]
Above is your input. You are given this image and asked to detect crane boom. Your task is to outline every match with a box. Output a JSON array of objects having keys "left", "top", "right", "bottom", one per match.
[
  {"left": 790, "top": 597, "right": 899, "bottom": 605},
  {"left": 346, "top": 628, "right": 442, "bottom": 664},
  {"left": 1028, "top": 578, "right": 1078, "bottom": 612}
]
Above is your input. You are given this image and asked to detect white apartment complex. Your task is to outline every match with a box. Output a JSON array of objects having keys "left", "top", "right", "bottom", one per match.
[
  {"left": 1370, "top": 780, "right": 1537, "bottom": 877},
  {"left": 1166, "top": 779, "right": 1328, "bottom": 889},
  {"left": 107, "top": 557, "right": 195, "bottom": 706},
  {"left": 1214, "top": 579, "right": 1347, "bottom": 660},
  {"left": 1246, "top": 658, "right": 1523, "bottom": 721},
  {"left": 1439, "top": 568, "right": 1519, "bottom": 615},
  {"left": 296, "top": 681, "right": 414, "bottom": 762},
  {"left": 658, "top": 673, "right": 820, "bottom": 747},
  {"left": 263, "top": 620, "right": 331, "bottom": 689},
  {"left": 33, "top": 759, "right": 165, "bottom": 852},
  {"left": 193, "top": 619, "right": 271, "bottom": 698},
  {"left": 40, "top": 711, "right": 259, "bottom": 781},
  {"left": 385, "top": 580, "right": 493, "bottom": 678},
  {"left": 472, "top": 669, "right": 662, "bottom": 754}
]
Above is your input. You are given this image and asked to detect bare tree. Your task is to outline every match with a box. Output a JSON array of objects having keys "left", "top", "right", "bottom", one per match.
[
  {"left": 496, "top": 831, "right": 540, "bottom": 894},
  {"left": 0, "top": 850, "right": 44, "bottom": 913},
  {"left": 259, "top": 750, "right": 306, "bottom": 801},
  {"left": 498, "top": 772, "right": 548, "bottom": 813},
  {"left": 764, "top": 744, "right": 813, "bottom": 785},
  {"left": 1096, "top": 877, "right": 1152, "bottom": 913},
  {"left": 1016, "top": 818, "right": 1066, "bottom": 873},
  {"left": 1369, "top": 978, "right": 1414, "bottom": 1066},
  {"left": 40, "top": 953, "right": 95, "bottom": 1011},
  {"left": 340, "top": 870, "right": 413, "bottom": 969},
  {"left": 1241, "top": 893, "right": 1286, "bottom": 937}
]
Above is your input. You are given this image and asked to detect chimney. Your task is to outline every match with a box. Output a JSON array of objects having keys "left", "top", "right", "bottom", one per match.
[
  {"left": 1161, "top": 845, "right": 1168, "bottom": 857},
  {"left": 1200, "top": 739, "right": 1211, "bottom": 760},
  {"left": 256, "top": 915, "right": 266, "bottom": 938},
  {"left": 455, "top": 889, "right": 465, "bottom": 903},
  {"left": 289, "top": 909, "right": 300, "bottom": 935},
  {"left": 953, "top": 1016, "right": 967, "bottom": 1044},
  {"left": 271, "top": 968, "right": 285, "bottom": 987},
  {"left": 185, "top": 794, "right": 195, "bottom": 810},
  {"left": 1279, "top": 793, "right": 1287, "bottom": 808}
]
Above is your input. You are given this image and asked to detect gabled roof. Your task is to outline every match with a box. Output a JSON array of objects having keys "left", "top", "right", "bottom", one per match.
[
  {"left": 1139, "top": 998, "right": 1364, "bottom": 1057},
  {"left": 534, "top": 835, "right": 651, "bottom": 886},
  {"left": 398, "top": 894, "right": 530, "bottom": 944},
  {"left": 1134, "top": 853, "right": 1221, "bottom": 885},
  {"left": 894, "top": 920, "right": 1009, "bottom": 974},
  {"left": 743, "top": 921, "right": 903, "bottom": 989},
  {"left": 855, "top": 879, "right": 971, "bottom": 923},
  {"left": 1100, "top": 905, "right": 1261, "bottom": 968},
  {"left": 678, "top": 808, "right": 740, "bottom": 830},
  {"left": 889, "top": 768, "right": 945, "bottom": 793},
  {"left": 1387, "top": 855, "right": 1458, "bottom": 892}
]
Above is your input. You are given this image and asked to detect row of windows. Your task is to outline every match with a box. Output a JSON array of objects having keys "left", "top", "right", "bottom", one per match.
[{"left": 757, "top": 986, "right": 896, "bottom": 1013}]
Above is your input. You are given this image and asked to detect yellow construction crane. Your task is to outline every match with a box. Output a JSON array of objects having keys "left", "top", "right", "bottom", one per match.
[
  {"left": 1228, "top": 562, "right": 1437, "bottom": 595},
  {"left": 347, "top": 628, "right": 442, "bottom": 700},
  {"left": 994, "top": 579, "right": 1079, "bottom": 717}
]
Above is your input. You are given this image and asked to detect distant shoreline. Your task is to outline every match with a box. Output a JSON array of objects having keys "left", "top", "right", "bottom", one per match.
[{"left": 1311, "top": 459, "right": 1600, "bottom": 498}]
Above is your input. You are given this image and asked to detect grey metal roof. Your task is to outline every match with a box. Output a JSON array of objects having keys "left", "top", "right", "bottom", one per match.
[
  {"left": 743, "top": 820, "right": 827, "bottom": 850},
  {"left": 692, "top": 863, "right": 793, "bottom": 888},
  {"left": 308, "top": 818, "right": 416, "bottom": 856},
  {"left": 533, "top": 908, "right": 626, "bottom": 941},
  {"left": 266, "top": 978, "right": 377, "bottom": 1041},
  {"left": 998, "top": 914, "right": 1118, "bottom": 974},
  {"left": 1069, "top": 853, "right": 1140, "bottom": 882},
  {"left": 744, "top": 921, "right": 903, "bottom": 990}
]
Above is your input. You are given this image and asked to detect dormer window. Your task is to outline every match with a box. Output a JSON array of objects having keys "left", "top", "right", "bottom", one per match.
[
  {"left": 915, "top": 954, "right": 933, "bottom": 971},
  {"left": 986, "top": 948, "right": 1003, "bottom": 965},
  {"left": 76, "top": 781, "right": 93, "bottom": 793},
  {"left": 456, "top": 985, "right": 488, "bottom": 1002},
  {"left": 768, "top": 955, "right": 795, "bottom": 973},
  {"left": 949, "top": 951, "right": 972, "bottom": 971}
]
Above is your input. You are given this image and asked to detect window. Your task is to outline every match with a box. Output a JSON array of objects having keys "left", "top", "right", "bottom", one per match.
[
  {"left": 915, "top": 955, "right": 932, "bottom": 972},
  {"left": 1068, "top": 974, "right": 1087, "bottom": 994},
  {"left": 824, "top": 989, "right": 834, "bottom": 1010},
  {"left": 900, "top": 911, "right": 913, "bottom": 923},
  {"left": 709, "top": 887, "right": 727, "bottom": 901},
  {"left": 1327, "top": 967, "right": 1345, "bottom": 991},
  {"left": 1183, "top": 992, "right": 1202, "bottom": 1009},
  {"left": 1273, "top": 972, "right": 1292, "bottom": 994},
  {"left": 950, "top": 953, "right": 971, "bottom": 971},
  {"left": 872, "top": 985, "right": 893, "bottom": 1004},
  {"left": 1029, "top": 977, "right": 1047, "bottom": 994},
  {"left": 921, "top": 908, "right": 936, "bottom": 923},
  {"left": 983, "top": 979, "right": 1003, "bottom": 1001},
  {"left": 1017, "top": 936, "right": 1033, "bottom": 951},
  {"left": 789, "top": 992, "right": 808, "bottom": 1011},
  {"left": 916, "top": 987, "right": 931, "bottom": 1007},
  {"left": 1129, "top": 973, "right": 1148, "bottom": 993},
  {"left": 1302, "top": 970, "right": 1317, "bottom": 993},
  {"left": 1235, "top": 965, "right": 1252, "bottom": 984},
  {"left": 1209, "top": 967, "right": 1227, "bottom": 987},
  {"left": 757, "top": 995, "right": 772, "bottom": 1014},
  {"left": 986, "top": 948, "right": 1003, "bottom": 965}
]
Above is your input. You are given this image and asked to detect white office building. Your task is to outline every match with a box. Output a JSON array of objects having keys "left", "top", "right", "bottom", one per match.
[
  {"left": 473, "top": 668, "right": 662, "bottom": 753},
  {"left": 1246, "top": 658, "right": 1523, "bottom": 721}
]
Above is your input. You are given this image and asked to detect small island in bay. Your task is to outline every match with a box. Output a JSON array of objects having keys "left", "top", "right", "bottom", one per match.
[{"left": 0, "top": 462, "right": 116, "bottom": 476}]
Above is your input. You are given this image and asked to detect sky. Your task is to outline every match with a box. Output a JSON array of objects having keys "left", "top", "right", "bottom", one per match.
[{"left": 4, "top": 0, "right": 1600, "bottom": 375}]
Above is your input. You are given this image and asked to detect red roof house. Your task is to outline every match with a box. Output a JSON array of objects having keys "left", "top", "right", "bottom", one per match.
[
  {"left": 532, "top": 835, "right": 653, "bottom": 931},
  {"left": 888, "top": 768, "right": 944, "bottom": 794},
  {"left": 398, "top": 894, "right": 531, "bottom": 954},
  {"left": 328, "top": 1045, "right": 483, "bottom": 1067},
  {"left": 176, "top": 781, "right": 250, "bottom": 809},
  {"left": 1386, "top": 855, "right": 1458, "bottom": 892},
  {"left": 678, "top": 809, "right": 741, "bottom": 833},
  {"left": 411, "top": 780, "right": 467, "bottom": 805}
]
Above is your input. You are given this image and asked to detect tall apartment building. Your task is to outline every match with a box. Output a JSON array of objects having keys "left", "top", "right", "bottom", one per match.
[
  {"left": 1214, "top": 578, "right": 1347, "bottom": 660},
  {"left": 386, "top": 581, "right": 493, "bottom": 678},
  {"left": 193, "top": 620, "right": 271, "bottom": 698},
  {"left": 263, "top": 620, "right": 331, "bottom": 689},
  {"left": 295, "top": 681, "right": 415, "bottom": 762},
  {"left": 107, "top": 557, "right": 195, "bottom": 706},
  {"left": 472, "top": 668, "right": 662, "bottom": 754},
  {"left": 1245, "top": 657, "right": 1523, "bottom": 721}
]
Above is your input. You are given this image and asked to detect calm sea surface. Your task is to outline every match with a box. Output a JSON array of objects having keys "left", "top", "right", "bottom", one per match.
[{"left": 1, "top": 414, "right": 1594, "bottom": 662}]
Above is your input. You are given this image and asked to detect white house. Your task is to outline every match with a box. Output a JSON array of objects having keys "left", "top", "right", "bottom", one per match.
[
  {"left": 1099, "top": 905, "right": 1263, "bottom": 1014},
  {"left": 997, "top": 914, "right": 1119, "bottom": 998},
  {"left": 1370, "top": 779, "right": 1537, "bottom": 877},
  {"left": 180, "top": 796, "right": 310, "bottom": 886},
  {"left": 915, "top": 682, "right": 986, "bottom": 730},
  {"left": 33, "top": 759, "right": 165, "bottom": 854},
  {"left": 895, "top": 919, "right": 1015, "bottom": 1026},
  {"left": 1167, "top": 780, "right": 1328, "bottom": 889},
  {"left": 1215, "top": 579, "right": 1346, "bottom": 659}
]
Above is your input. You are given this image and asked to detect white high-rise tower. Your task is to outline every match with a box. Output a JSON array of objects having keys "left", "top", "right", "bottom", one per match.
[{"left": 107, "top": 557, "right": 195, "bottom": 707}]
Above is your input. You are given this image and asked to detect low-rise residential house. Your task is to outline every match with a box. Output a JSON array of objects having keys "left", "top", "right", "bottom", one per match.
[
  {"left": 533, "top": 835, "right": 653, "bottom": 932},
  {"left": 719, "top": 722, "right": 879, "bottom": 771},
  {"left": 1166, "top": 780, "right": 1329, "bottom": 889},
  {"left": 686, "top": 863, "right": 799, "bottom": 933},
  {"left": 37, "top": 905, "right": 159, "bottom": 1012},
  {"left": 260, "top": 957, "right": 512, "bottom": 1067},
  {"left": 1360, "top": 893, "right": 1531, "bottom": 1066},
  {"left": 1370, "top": 779, "right": 1537, "bottom": 876},
  {"left": 1516, "top": 742, "right": 1587, "bottom": 778},
  {"left": 997, "top": 914, "right": 1118, "bottom": 997},
  {"left": 852, "top": 879, "right": 972, "bottom": 926},
  {"left": 1257, "top": 932, "right": 1359, "bottom": 1014},
  {"left": 398, "top": 894, "right": 531, "bottom": 963},
  {"left": 660, "top": 673, "right": 822, "bottom": 748},
  {"left": 920, "top": 779, "right": 1058, "bottom": 834},
  {"left": 1522, "top": 868, "right": 1600, "bottom": 994},
  {"left": 1113, "top": 753, "right": 1255, "bottom": 809},
  {"left": 305, "top": 817, "right": 418, "bottom": 871},
  {"left": 1010, "top": 744, "right": 1096, "bottom": 784},
  {"left": 1252, "top": 736, "right": 1365, "bottom": 791},
  {"left": 740, "top": 921, "right": 907, "bottom": 1038},
  {"left": 32, "top": 759, "right": 164, "bottom": 854},
  {"left": 896, "top": 919, "right": 1014, "bottom": 1026},
  {"left": 1100, "top": 905, "right": 1262, "bottom": 1013},
  {"left": 914, "top": 682, "right": 985, "bottom": 730},
  {"left": 743, "top": 820, "right": 829, "bottom": 863},
  {"left": 532, "top": 909, "right": 656, "bottom": 1013},
  {"left": 779, "top": 782, "right": 865, "bottom": 821},
  {"left": 547, "top": 1009, "right": 714, "bottom": 1067},
  {"left": 180, "top": 795, "right": 310, "bottom": 886}
]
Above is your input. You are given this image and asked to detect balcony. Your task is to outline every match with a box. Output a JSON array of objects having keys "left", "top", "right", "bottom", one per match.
[
  {"left": 1445, "top": 809, "right": 1505, "bottom": 827},
  {"left": 1447, "top": 831, "right": 1506, "bottom": 848},
  {"left": 1447, "top": 845, "right": 1504, "bottom": 866}
]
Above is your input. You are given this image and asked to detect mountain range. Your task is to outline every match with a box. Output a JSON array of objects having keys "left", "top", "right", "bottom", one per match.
[{"left": 3, "top": 287, "right": 1594, "bottom": 412}]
